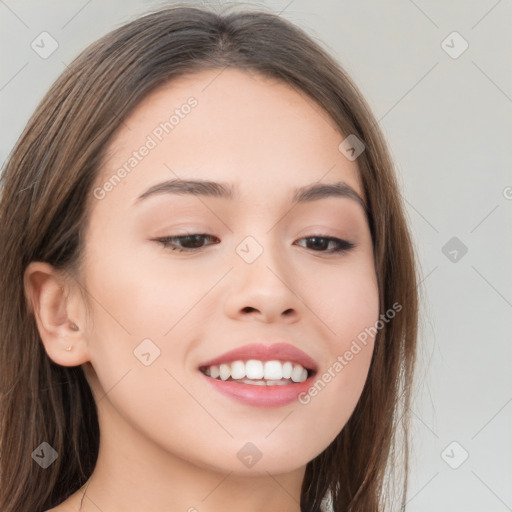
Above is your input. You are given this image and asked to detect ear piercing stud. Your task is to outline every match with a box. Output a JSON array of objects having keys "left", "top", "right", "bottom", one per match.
[{"left": 66, "top": 322, "right": 79, "bottom": 351}]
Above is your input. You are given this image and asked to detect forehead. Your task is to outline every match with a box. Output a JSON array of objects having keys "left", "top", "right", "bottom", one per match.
[{"left": 95, "top": 68, "right": 365, "bottom": 207}]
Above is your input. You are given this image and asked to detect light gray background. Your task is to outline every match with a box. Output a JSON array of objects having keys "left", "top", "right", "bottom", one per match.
[{"left": 1, "top": 1, "right": 511, "bottom": 510}]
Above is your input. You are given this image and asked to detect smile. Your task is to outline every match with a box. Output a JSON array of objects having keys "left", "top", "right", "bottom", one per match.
[
  {"left": 199, "top": 359, "right": 312, "bottom": 385},
  {"left": 197, "top": 342, "right": 318, "bottom": 406}
]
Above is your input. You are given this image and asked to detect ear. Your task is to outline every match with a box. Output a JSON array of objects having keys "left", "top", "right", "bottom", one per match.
[{"left": 24, "top": 261, "right": 90, "bottom": 367}]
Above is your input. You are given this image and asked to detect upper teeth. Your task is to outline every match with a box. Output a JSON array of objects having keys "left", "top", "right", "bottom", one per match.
[{"left": 203, "top": 360, "right": 309, "bottom": 383}]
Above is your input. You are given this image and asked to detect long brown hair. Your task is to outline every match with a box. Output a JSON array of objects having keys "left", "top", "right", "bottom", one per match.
[{"left": 0, "top": 4, "right": 419, "bottom": 511}]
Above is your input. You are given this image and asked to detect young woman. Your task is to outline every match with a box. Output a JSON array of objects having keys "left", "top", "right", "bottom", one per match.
[{"left": 0, "top": 4, "right": 419, "bottom": 512}]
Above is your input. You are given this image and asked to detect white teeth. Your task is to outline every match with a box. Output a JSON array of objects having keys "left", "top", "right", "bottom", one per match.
[
  {"left": 241, "top": 379, "right": 292, "bottom": 386},
  {"left": 241, "top": 379, "right": 266, "bottom": 386},
  {"left": 219, "top": 363, "right": 230, "bottom": 381},
  {"left": 230, "top": 360, "right": 246, "bottom": 380},
  {"left": 210, "top": 365, "right": 220, "bottom": 379},
  {"left": 282, "top": 361, "right": 293, "bottom": 379},
  {"left": 264, "top": 379, "right": 291, "bottom": 386},
  {"left": 202, "top": 359, "right": 310, "bottom": 384},
  {"left": 245, "top": 360, "right": 264, "bottom": 379},
  {"left": 291, "top": 364, "right": 307, "bottom": 383},
  {"left": 263, "top": 360, "right": 282, "bottom": 380}
]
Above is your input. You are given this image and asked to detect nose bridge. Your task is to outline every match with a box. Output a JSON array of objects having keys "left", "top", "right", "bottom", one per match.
[
  {"left": 234, "top": 231, "right": 285, "bottom": 283},
  {"left": 230, "top": 232, "right": 294, "bottom": 309},
  {"left": 231, "top": 201, "right": 285, "bottom": 266},
  {"left": 223, "top": 229, "right": 302, "bottom": 323}
]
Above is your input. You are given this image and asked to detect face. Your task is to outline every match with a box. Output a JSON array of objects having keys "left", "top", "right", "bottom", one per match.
[{"left": 77, "top": 68, "right": 379, "bottom": 475}]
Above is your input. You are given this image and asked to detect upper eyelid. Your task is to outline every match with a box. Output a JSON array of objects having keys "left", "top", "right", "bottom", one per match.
[
  {"left": 154, "top": 233, "right": 356, "bottom": 251},
  {"left": 155, "top": 233, "right": 350, "bottom": 241}
]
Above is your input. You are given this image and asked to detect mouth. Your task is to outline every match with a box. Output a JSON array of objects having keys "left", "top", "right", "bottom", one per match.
[
  {"left": 199, "top": 359, "right": 316, "bottom": 386},
  {"left": 197, "top": 343, "right": 318, "bottom": 407}
]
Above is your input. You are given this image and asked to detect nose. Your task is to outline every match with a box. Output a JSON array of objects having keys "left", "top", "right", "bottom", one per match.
[{"left": 223, "top": 240, "right": 302, "bottom": 324}]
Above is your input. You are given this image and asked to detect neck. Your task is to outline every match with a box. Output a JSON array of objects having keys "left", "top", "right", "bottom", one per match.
[{"left": 71, "top": 394, "right": 306, "bottom": 512}]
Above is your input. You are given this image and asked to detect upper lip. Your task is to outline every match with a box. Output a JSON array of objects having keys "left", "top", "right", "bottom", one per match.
[{"left": 198, "top": 342, "right": 318, "bottom": 373}]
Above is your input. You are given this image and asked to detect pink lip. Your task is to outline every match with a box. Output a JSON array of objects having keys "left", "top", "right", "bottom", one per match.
[
  {"left": 198, "top": 343, "right": 318, "bottom": 372},
  {"left": 198, "top": 343, "right": 318, "bottom": 407},
  {"left": 200, "top": 372, "right": 315, "bottom": 407}
]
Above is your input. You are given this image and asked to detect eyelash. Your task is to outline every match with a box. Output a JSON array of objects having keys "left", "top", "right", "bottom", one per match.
[{"left": 154, "top": 233, "right": 356, "bottom": 254}]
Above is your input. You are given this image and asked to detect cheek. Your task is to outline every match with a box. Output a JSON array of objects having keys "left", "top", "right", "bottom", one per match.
[
  {"left": 80, "top": 236, "right": 221, "bottom": 408},
  {"left": 307, "top": 256, "right": 380, "bottom": 344},
  {"left": 297, "top": 260, "right": 379, "bottom": 434},
  {"left": 82, "top": 233, "right": 209, "bottom": 339}
]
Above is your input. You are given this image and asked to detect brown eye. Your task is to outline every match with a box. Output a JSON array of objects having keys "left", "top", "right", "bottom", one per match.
[
  {"left": 155, "top": 234, "right": 220, "bottom": 252},
  {"left": 154, "top": 233, "right": 356, "bottom": 254},
  {"left": 295, "top": 236, "right": 356, "bottom": 253}
]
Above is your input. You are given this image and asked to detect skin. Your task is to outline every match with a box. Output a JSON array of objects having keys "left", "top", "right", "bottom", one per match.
[{"left": 25, "top": 68, "right": 379, "bottom": 512}]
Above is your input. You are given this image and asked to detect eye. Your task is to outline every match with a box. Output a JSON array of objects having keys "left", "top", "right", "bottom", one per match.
[
  {"left": 294, "top": 236, "right": 356, "bottom": 254},
  {"left": 154, "top": 234, "right": 220, "bottom": 252},
  {"left": 154, "top": 233, "right": 356, "bottom": 254}
]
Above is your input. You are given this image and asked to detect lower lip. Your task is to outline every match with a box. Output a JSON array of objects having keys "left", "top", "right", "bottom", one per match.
[{"left": 199, "top": 372, "right": 315, "bottom": 407}]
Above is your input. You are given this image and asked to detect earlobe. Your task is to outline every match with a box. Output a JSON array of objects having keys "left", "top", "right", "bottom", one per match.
[{"left": 23, "top": 261, "right": 89, "bottom": 367}]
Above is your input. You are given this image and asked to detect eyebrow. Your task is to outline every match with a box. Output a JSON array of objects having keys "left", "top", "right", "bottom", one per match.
[{"left": 134, "top": 178, "right": 369, "bottom": 218}]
